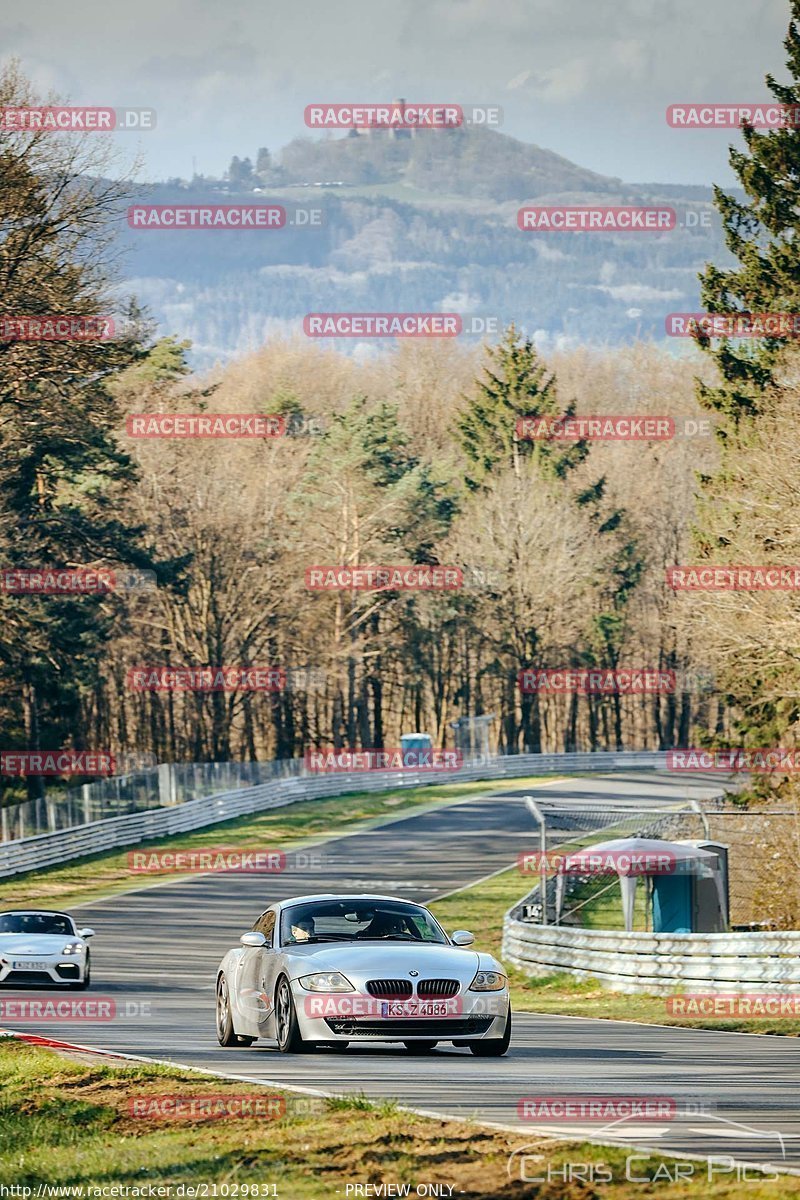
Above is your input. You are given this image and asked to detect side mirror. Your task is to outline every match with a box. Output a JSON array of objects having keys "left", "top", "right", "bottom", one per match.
[
  {"left": 451, "top": 930, "right": 475, "bottom": 947},
  {"left": 240, "top": 931, "right": 267, "bottom": 948},
  {"left": 78, "top": 928, "right": 95, "bottom": 940}
]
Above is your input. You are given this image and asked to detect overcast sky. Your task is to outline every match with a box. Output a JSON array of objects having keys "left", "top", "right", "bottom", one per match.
[{"left": 3, "top": 0, "right": 792, "bottom": 185}]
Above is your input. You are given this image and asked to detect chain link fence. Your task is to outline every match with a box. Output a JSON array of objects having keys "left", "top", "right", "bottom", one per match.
[
  {"left": 511, "top": 793, "right": 800, "bottom": 932},
  {"left": 513, "top": 801, "right": 710, "bottom": 928},
  {"left": 0, "top": 758, "right": 306, "bottom": 841}
]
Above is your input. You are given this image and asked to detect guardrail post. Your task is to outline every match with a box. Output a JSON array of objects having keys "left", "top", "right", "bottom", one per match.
[
  {"left": 525, "top": 796, "right": 548, "bottom": 925},
  {"left": 158, "top": 763, "right": 176, "bottom": 806}
]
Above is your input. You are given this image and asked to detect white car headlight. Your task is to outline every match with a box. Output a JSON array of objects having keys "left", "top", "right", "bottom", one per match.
[
  {"left": 298, "top": 971, "right": 354, "bottom": 992},
  {"left": 61, "top": 942, "right": 83, "bottom": 955},
  {"left": 469, "top": 969, "right": 506, "bottom": 992}
]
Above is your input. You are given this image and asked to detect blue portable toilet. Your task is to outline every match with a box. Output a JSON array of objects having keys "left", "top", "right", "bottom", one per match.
[
  {"left": 652, "top": 874, "right": 693, "bottom": 933},
  {"left": 653, "top": 841, "right": 729, "bottom": 933},
  {"left": 400, "top": 732, "right": 432, "bottom": 767}
]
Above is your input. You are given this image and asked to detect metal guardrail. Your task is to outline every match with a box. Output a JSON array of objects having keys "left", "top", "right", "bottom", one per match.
[
  {"left": 0, "top": 750, "right": 669, "bottom": 879},
  {"left": 502, "top": 918, "right": 800, "bottom": 994}
]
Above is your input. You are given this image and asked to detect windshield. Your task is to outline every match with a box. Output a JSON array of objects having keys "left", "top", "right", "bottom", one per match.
[
  {"left": 280, "top": 900, "right": 447, "bottom": 946},
  {"left": 0, "top": 912, "right": 74, "bottom": 936}
]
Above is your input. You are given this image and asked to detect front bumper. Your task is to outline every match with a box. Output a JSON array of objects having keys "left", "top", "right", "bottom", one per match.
[
  {"left": 292, "top": 980, "right": 509, "bottom": 1042},
  {"left": 0, "top": 956, "right": 84, "bottom": 986}
]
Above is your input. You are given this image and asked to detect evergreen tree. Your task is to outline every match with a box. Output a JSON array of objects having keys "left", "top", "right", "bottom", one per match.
[
  {"left": 689, "top": 3, "right": 800, "bottom": 752},
  {"left": 697, "top": 0, "right": 800, "bottom": 421},
  {"left": 0, "top": 63, "right": 156, "bottom": 797},
  {"left": 456, "top": 324, "right": 587, "bottom": 490}
]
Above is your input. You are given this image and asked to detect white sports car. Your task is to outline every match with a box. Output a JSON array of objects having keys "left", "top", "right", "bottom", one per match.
[
  {"left": 0, "top": 910, "right": 94, "bottom": 989},
  {"left": 215, "top": 893, "right": 511, "bottom": 1055}
]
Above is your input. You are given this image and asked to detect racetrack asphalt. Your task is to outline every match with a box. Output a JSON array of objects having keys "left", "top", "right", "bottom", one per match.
[{"left": 4, "top": 770, "right": 799, "bottom": 1175}]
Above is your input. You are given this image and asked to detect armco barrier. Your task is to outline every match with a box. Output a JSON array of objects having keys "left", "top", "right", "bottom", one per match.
[
  {"left": 0, "top": 750, "right": 668, "bottom": 879},
  {"left": 502, "top": 918, "right": 800, "bottom": 995}
]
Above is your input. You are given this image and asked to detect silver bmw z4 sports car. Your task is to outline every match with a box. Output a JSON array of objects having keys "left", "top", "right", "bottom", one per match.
[{"left": 215, "top": 894, "right": 511, "bottom": 1055}]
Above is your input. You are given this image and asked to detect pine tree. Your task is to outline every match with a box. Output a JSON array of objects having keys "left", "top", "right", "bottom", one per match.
[
  {"left": 456, "top": 324, "right": 587, "bottom": 490},
  {"left": 697, "top": 0, "right": 800, "bottom": 420}
]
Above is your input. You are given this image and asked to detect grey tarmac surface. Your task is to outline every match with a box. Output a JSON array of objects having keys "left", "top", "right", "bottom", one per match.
[{"left": 3, "top": 770, "right": 798, "bottom": 1175}]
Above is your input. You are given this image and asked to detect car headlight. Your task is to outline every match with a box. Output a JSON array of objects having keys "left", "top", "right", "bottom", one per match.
[
  {"left": 61, "top": 942, "right": 83, "bottom": 955},
  {"left": 298, "top": 971, "right": 354, "bottom": 992},
  {"left": 469, "top": 969, "right": 506, "bottom": 992}
]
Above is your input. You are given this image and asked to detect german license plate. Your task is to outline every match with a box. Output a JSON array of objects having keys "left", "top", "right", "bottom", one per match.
[
  {"left": 13, "top": 960, "right": 48, "bottom": 970},
  {"left": 380, "top": 1000, "right": 449, "bottom": 1018}
]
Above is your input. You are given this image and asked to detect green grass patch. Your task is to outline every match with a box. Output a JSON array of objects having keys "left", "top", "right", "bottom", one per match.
[{"left": 0, "top": 1037, "right": 794, "bottom": 1198}]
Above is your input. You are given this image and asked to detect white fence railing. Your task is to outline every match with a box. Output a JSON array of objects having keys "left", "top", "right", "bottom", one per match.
[
  {"left": 0, "top": 750, "right": 670, "bottom": 879},
  {"left": 502, "top": 918, "right": 800, "bottom": 994}
]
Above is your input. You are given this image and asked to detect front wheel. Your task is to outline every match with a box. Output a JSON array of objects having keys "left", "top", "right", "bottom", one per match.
[
  {"left": 216, "top": 974, "right": 255, "bottom": 1047},
  {"left": 275, "top": 977, "right": 311, "bottom": 1053},
  {"left": 469, "top": 1008, "right": 511, "bottom": 1057}
]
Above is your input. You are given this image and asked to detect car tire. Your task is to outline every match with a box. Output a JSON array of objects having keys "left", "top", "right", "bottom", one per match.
[
  {"left": 275, "top": 976, "right": 312, "bottom": 1053},
  {"left": 403, "top": 1041, "right": 438, "bottom": 1053},
  {"left": 469, "top": 1008, "right": 511, "bottom": 1057},
  {"left": 70, "top": 951, "right": 90, "bottom": 990},
  {"left": 216, "top": 974, "right": 255, "bottom": 1047}
]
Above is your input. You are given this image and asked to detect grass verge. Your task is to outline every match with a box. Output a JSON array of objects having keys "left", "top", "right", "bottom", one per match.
[
  {"left": 430, "top": 866, "right": 800, "bottom": 1036},
  {"left": 0, "top": 776, "right": 553, "bottom": 912},
  {"left": 0, "top": 1037, "right": 794, "bottom": 1198}
]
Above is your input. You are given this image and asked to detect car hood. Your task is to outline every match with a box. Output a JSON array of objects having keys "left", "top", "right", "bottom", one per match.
[
  {"left": 0, "top": 934, "right": 72, "bottom": 955},
  {"left": 281, "top": 940, "right": 484, "bottom": 979}
]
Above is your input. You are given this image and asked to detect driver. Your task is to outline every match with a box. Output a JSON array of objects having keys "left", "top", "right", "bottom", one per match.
[
  {"left": 360, "top": 912, "right": 409, "bottom": 938},
  {"left": 290, "top": 916, "right": 315, "bottom": 942}
]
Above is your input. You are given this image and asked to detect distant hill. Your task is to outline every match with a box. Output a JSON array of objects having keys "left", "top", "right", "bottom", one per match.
[
  {"left": 270, "top": 126, "right": 623, "bottom": 202},
  {"left": 119, "top": 127, "right": 734, "bottom": 368}
]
